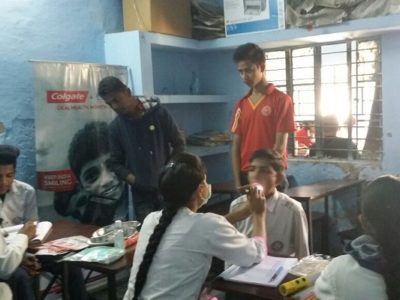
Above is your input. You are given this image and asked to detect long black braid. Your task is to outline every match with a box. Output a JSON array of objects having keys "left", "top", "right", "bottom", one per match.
[
  {"left": 132, "top": 153, "right": 205, "bottom": 300},
  {"left": 362, "top": 175, "right": 400, "bottom": 300}
]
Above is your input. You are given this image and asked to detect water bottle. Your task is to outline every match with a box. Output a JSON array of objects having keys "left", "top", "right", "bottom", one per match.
[
  {"left": 114, "top": 220, "right": 125, "bottom": 249},
  {"left": 189, "top": 71, "right": 200, "bottom": 95}
]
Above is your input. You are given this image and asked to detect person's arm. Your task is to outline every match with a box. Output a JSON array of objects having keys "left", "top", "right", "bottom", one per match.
[
  {"left": 225, "top": 186, "right": 267, "bottom": 237},
  {"left": 274, "top": 93, "right": 295, "bottom": 155},
  {"left": 209, "top": 185, "right": 267, "bottom": 267},
  {"left": 274, "top": 132, "right": 289, "bottom": 155},
  {"left": 225, "top": 201, "right": 251, "bottom": 224},
  {"left": 231, "top": 133, "right": 242, "bottom": 189},
  {"left": 247, "top": 185, "right": 267, "bottom": 240},
  {"left": 293, "top": 204, "right": 310, "bottom": 259},
  {"left": 108, "top": 121, "right": 135, "bottom": 185},
  {"left": 24, "top": 186, "right": 39, "bottom": 222},
  {"left": 160, "top": 106, "right": 185, "bottom": 157},
  {"left": 0, "top": 222, "right": 35, "bottom": 279}
]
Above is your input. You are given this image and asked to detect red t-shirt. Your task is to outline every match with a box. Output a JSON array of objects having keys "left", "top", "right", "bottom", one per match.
[
  {"left": 230, "top": 84, "right": 295, "bottom": 171},
  {"left": 296, "top": 127, "right": 313, "bottom": 147}
]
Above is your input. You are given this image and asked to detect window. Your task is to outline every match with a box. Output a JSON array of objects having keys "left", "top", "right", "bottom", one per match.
[{"left": 264, "top": 39, "right": 382, "bottom": 160}]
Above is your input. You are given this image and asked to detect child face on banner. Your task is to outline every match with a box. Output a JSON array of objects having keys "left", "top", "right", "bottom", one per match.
[{"left": 79, "top": 153, "right": 124, "bottom": 201}]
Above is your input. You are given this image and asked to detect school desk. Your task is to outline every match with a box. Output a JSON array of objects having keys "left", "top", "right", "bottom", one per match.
[{"left": 35, "top": 220, "right": 135, "bottom": 300}]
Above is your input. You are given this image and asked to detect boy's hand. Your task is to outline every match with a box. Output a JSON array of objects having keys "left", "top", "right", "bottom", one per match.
[
  {"left": 22, "top": 254, "right": 41, "bottom": 276},
  {"left": 18, "top": 221, "right": 37, "bottom": 240}
]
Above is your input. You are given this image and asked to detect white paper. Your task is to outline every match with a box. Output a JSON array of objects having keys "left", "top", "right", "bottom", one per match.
[{"left": 219, "top": 256, "right": 298, "bottom": 287}]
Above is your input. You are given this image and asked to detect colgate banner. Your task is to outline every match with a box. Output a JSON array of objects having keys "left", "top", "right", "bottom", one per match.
[
  {"left": 47, "top": 91, "right": 88, "bottom": 103},
  {"left": 32, "top": 61, "right": 129, "bottom": 224}
]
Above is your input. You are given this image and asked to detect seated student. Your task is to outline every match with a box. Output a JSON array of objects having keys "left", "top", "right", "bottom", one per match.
[
  {"left": 226, "top": 149, "right": 309, "bottom": 259},
  {"left": 0, "top": 222, "right": 36, "bottom": 300},
  {"left": 295, "top": 121, "right": 315, "bottom": 148},
  {"left": 0, "top": 144, "right": 90, "bottom": 300},
  {"left": 314, "top": 175, "right": 400, "bottom": 300},
  {"left": 123, "top": 152, "right": 267, "bottom": 300},
  {"left": 309, "top": 115, "right": 358, "bottom": 159}
]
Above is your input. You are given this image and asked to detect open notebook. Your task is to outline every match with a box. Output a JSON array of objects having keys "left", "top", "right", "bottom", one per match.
[
  {"left": 219, "top": 256, "right": 298, "bottom": 287},
  {"left": 3, "top": 221, "right": 52, "bottom": 244}
]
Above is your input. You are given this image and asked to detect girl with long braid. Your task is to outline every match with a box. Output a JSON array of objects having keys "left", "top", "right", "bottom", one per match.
[
  {"left": 123, "top": 153, "right": 267, "bottom": 300},
  {"left": 315, "top": 175, "right": 400, "bottom": 300}
]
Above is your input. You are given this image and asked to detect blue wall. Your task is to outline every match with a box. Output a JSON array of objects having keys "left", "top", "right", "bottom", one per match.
[{"left": 0, "top": 0, "right": 122, "bottom": 186}]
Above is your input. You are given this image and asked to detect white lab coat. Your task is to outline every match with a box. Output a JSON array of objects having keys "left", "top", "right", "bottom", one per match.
[
  {"left": 0, "top": 282, "right": 12, "bottom": 300},
  {"left": 123, "top": 207, "right": 265, "bottom": 300},
  {"left": 0, "top": 233, "right": 28, "bottom": 278},
  {"left": 0, "top": 231, "right": 28, "bottom": 300}
]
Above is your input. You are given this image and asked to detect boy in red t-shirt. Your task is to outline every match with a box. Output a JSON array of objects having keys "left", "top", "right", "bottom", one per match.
[{"left": 230, "top": 43, "right": 295, "bottom": 189}]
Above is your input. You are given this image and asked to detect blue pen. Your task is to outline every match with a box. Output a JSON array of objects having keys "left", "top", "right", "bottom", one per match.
[{"left": 269, "top": 266, "right": 283, "bottom": 282}]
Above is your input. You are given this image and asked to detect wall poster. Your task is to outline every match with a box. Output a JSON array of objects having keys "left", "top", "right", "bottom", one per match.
[{"left": 32, "top": 61, "right": 129, "bottom": 226}]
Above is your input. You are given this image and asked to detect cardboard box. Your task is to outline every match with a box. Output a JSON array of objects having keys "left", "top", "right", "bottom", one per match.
[
  {"left": 123, "top": 0, "right": 192, "bottom": 38},
  {"left": 224, "top": 0, "right": 285, "bottom": 37}
]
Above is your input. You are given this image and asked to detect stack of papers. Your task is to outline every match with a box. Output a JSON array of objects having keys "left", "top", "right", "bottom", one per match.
[
  {"left": 35, "top": 235, "right": 90, "bottom": 256},
  {"left": 219, "top": 256, "right": 298, "bottom": 287}
]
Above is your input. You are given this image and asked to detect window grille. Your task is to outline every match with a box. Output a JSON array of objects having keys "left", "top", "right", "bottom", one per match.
[{"left": 264, "top": 39, "right": 382, "bottom": 160}]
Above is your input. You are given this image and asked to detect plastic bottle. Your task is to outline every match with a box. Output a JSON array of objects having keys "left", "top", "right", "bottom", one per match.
[
  {"left": 114, "top": 220, "right": 125, "bottom": 249},
  {"left": 189, "top": 71, "right": 200, "bottom": 95}
]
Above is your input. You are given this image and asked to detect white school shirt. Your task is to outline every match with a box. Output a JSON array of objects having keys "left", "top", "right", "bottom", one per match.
[
  {"left": 230, "top": 190, "right": 309, "bottom": 259},
  {"left": 0, "top": 180, "right": 38, "bottom": 227},
  {"left": 123, "top": 207, "right": 265, "bottom": 300}
]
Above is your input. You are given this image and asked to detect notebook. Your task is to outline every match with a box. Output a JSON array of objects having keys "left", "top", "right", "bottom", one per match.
[
  {"left": 219, "top": 256, "right": 298, "bottom": 287},
  {"left": 3, "top": 221, "right": 53, "bottom": 244}
]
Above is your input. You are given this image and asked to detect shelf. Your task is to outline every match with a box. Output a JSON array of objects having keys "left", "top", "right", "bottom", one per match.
[
  {"left": 186, "top": 144, "right": 230, "bottom": 157},
  {"left": 157, "top": 95, "right": 229, "bottom": 104},
  {"left": 141, "top": 14, "right": 400, "bottom": 51}
]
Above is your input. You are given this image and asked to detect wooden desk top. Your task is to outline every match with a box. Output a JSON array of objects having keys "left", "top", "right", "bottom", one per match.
[
  {"left": 287, "top": 179, "right": 363, "bottom": 201},
  {"left": 46, "top": 220, "right": 99, "bottom": 241}
]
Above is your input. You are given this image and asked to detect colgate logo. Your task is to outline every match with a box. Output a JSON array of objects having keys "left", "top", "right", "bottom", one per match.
[{"left": 47, "top": 91, "right": 88, "bottom": 103}]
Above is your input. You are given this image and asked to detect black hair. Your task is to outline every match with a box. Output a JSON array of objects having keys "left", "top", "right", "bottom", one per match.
[
  {"left": 249, "top": 149, "right": 284, "bottom": 173},
  {"left": 233, "top": 43, "right": 265, "bottom": 65},
  {"left": 68, "top": 121, "right": 110, "bottom": 179},
  {"left": 132, "top": 152, "right": 205, "bottom": 299},
  {"left": 361, "top": 175, "right": 400, "bottom": 300},
  {"left": 98, "top": 76, "right": 128, "bottom": 98},
  {"left": 0, "top": 144, "right": 20, "bottom": 168},
  {"left": 321, "top": 115, "right": 339, "bottom": 133}
]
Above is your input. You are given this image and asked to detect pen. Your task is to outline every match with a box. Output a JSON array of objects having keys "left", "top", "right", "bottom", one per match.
[{"left": 269, "top": 266, "right": 283, "bottom": 282}]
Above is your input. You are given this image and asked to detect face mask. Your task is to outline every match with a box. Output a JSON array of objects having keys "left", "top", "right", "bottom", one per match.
[{"left": 200, "top": 184, "right": 212, "bottom": 207}]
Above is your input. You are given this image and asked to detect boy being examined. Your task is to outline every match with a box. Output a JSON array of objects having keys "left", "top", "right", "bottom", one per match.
[{"left": 226, "top": 149, "right": 309, "bottom": 259}]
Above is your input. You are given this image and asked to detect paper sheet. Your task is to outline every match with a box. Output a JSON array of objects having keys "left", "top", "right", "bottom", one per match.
[{"left": 219, "top": 256, "right": 298, "bottom": 287}]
